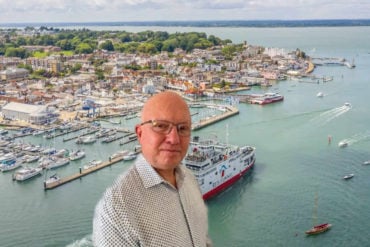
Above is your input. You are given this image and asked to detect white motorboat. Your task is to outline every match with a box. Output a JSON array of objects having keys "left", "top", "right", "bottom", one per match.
[
  {"left": 0, "top": 152, "right": 15, "bottom": 163},
  {"left": 76, "top": 135, "right": 97, "bottom": 144},
  {"left": 316, "top": 92, "right": 324, "bottom": 97},
  {"left": 338, "top": 141, "right": 348, "bottom": 148},
  {"left": 54, "top": 148, "right": 69, "bottom": 158},
  {"left": 32, "top": 129, "right": 46, "bottom": 136},
  {"left": 13, "top": 167, "right": 42, "bottom": 181},
  {"left": 83, "top": 159, "right": 102, "bottom": 170},
  {"left": 123, "top": 152, "right": 137, "bottom": 161},
  {"left": 23, "top": 155, "right": 40, "bottom": 163},
  {"left": 344, "top": 102, "right": 352, "bottom": 108},
  {"left": 44, "top": 174, "right": 60, "bottom": 186},
  {"left": 45, "top": 157, "right": 70, "bottom": 169},
  {"left": 69, "top": 150, "right": 86, "bottom": 161},
  {"left": 41, "top": 147, "right": 57, "bottom": 155},
  {"left": 363, "top": 160, "right": 370, "bottom": 165},
  {"left": 343, "top": 174, "right": 354, "bottom": 180},
  {"left": 82, "top": 135, "right": 97, "bottom": 144},
  {"left": 109, "top": 150, "right": 129, "bottom": 160},
  {"left": 38, "top": 156, "right": 54, "bottom": 169},
  {"left": 1, "top": 157, "right": 23, "bottom": 172}
]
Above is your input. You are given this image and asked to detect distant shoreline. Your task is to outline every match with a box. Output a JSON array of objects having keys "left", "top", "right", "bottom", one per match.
[{"left": 1, "top": 19, "right": 370, "bottom": 28}]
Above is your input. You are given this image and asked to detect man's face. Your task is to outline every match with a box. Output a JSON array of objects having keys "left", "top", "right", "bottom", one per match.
[{"left": 135, "top": 95, "right": 191, "bottom": 173}]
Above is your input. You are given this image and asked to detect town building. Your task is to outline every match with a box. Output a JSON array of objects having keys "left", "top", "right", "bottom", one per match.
[{"left": 1, "top": 102, "right": 59, "bottom": 124}]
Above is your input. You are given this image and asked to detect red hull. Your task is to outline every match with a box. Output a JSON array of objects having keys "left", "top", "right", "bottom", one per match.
[
  {"left": 203, "top": 161, "right": 255, "bottom": 200},
  {"left": 305, "top": 223, "right": 332, "bottom": 235}
]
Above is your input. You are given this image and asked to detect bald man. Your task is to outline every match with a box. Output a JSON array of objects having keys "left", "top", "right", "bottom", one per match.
[{"left": 93, "top": 91, "right": 212, "bottom": 247}]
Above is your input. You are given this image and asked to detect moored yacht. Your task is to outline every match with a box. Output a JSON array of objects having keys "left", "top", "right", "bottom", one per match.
[
  {"left": 123, "top": 152, "right": 137, "bottom": 161},
  {"left": 44, "top": 173, "right": 60, "bottom": 187},
  {"left": 83, "top": 159, "right": 102, "bottom": 170},
  {"left": 1, "top": 156, "right": 23, "bottom": 172},
  {"left": 13, "top": 167, "right": 42, "bottom": 181},
  {"left": 69, "top": 150, "right": 86, "bottom": 161}
]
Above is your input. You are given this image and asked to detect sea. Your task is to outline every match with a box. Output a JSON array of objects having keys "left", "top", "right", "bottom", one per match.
[{"left": 1, "top": 24, "right": 370, "bottom": 247}]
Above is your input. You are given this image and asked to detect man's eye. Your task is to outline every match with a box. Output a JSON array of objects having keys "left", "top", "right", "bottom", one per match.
[
  {"left": 178, "top": 125, "right": 189, "bottom": 131},
  {"left": 155, "top": 122, "right": 169, "bottom": 129}
]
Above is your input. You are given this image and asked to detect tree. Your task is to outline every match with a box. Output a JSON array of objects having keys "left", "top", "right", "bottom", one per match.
[
  {"left": 75, "top": 43, "right": 93, "bottom": 54},
  {"left": 99, "top": 40, "right": 114, "bottom": 51},
  {"left": 222, "top": 45, "right": 237, "bottom": 60},
  {"left": 5, "top": 47, "right": 27, "bottom": 58},
  {"left": 162, "top": 39, "right": 178, "bottom": 52},
  {"left": 138, "top": 43, "right": 157, "bottom": 54},
  {"left": 56, "top": 39, "right": 73, "bottom": 50}
]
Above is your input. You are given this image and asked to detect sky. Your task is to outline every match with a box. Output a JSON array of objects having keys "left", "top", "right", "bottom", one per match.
[{"left": 1, "top": 0, "right": 370, "bottom": 23}]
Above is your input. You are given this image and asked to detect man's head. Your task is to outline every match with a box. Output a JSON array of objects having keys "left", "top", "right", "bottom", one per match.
[{"left": 135, "top": 91, "right": 191, "bottom": 174}]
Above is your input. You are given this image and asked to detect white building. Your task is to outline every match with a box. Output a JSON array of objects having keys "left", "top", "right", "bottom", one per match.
[{"left": 1, "top": 102, "right": 58, "bottom": 124}]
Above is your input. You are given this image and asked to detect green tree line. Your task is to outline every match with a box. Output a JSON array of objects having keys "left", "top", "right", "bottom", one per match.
[{"left": 0, "top": 28, "right": 232, "bottom": 58}]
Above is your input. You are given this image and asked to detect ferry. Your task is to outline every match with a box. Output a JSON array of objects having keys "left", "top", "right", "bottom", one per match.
[
  {"left": 183, "top": 136, "right": 256, "bottom": 200},
  {"left": 249, "top": 92, "right": 284, "bottom": 105}
]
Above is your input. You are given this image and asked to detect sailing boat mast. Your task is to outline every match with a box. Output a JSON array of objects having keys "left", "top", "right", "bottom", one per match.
[
  {"left": 312, "top": 191, "right": 318, "bottom": 226},
  {"left": 305, "top": 191, "right": 332, "bottom": 235}
]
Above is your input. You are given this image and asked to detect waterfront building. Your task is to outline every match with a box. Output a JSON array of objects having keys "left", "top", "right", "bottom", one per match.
[{"left": 1, "top": 102, "right": 59, "bottom": 124}]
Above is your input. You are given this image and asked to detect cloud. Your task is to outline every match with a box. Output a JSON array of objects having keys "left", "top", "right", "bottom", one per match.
[{"left": 0, "top": 0, "right": 369, "bottom": 23}]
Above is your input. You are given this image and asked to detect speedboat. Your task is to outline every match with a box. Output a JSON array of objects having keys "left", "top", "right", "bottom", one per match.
[
  {"left": 344, "top": 102, "right": 352, "bottom": 108},
  {"left": 316, "top": 92, "right": 324, "bottom": 97},
  {"left": 363, "top": 160, "right": 370, "bottom": 165},
  {"left": 338, "top": 141, "right": 348, "bottom": 148},
  {"left": 343, "top": 174, "right": 354, "bottom": 180}
]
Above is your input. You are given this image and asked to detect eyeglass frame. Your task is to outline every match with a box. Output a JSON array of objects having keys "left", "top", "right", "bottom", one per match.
[{"left": 140, "top": 119, "right": 192, "bottom": 137}]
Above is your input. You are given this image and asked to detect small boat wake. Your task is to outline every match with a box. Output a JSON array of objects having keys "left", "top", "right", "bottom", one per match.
[
  {"left": 310, "top": 103, "right": 351, "bottom": 126},
  {"left": 338, "top": 131, "right": 370, "bottom": 148}
]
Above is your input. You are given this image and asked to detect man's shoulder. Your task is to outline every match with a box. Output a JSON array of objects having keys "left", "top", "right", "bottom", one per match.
[{"left": 110, "top": 165, "right": 141, "bottom": 193}]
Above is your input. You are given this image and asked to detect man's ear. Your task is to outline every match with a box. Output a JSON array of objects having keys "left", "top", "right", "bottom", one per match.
[{"left": 135, "top": 124, "right": 142, "bottom": 139}]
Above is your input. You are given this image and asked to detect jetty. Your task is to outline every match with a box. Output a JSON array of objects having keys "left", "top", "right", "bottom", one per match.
[
  {"left": 192, "top": 105, "right": 239, "bottom": 130},
  {"left": 43, "top": 154, "right": 138, "bottom": 190}
]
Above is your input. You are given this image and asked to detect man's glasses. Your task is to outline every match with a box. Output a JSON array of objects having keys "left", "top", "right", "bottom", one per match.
[{"left": 140, "top": 120, "right": 191, "bottom": 137}]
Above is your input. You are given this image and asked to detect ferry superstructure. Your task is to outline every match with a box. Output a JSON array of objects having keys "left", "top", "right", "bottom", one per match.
[
  {"left": 249, "top": 92, "right": 284, "bottom": 105},
  {"left": 183, "top": 136, "right": 256, "bottom": 200}
]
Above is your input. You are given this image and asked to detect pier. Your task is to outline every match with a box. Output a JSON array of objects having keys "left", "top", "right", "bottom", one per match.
[
  {"left": 43, "top": 155, "right": 136, "bottom": 190},
  {"left": 192, "top": 105, "right": 239, "bottom": 130}
]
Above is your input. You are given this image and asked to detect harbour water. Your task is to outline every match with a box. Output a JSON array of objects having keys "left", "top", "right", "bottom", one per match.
[{"left": 1, "top": 26, "right": 370, "bottom": 247}]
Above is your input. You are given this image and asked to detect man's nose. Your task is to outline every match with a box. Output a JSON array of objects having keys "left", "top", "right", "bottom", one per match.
[{"left": 166, "top": 126, "right": 180, "bottom": 143}]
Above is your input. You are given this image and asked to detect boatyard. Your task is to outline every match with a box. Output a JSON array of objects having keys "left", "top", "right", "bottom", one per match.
[{"left": 0, "top": 94, "right": 244, "bottom": 191}]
